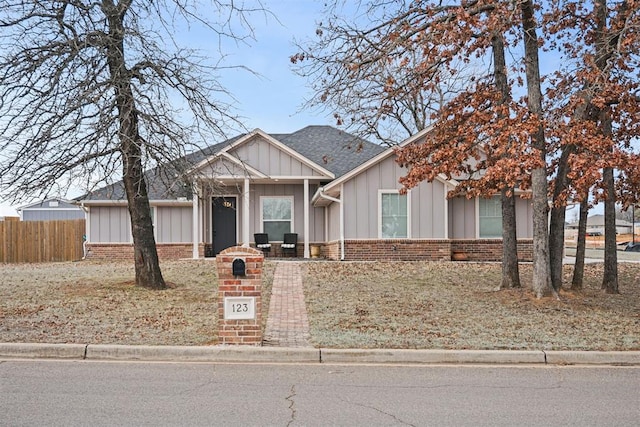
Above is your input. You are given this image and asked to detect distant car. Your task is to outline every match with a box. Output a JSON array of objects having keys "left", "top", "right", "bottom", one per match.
[
  {"left": 586, "top": 231, "right": 603, "bottom": 236},
  {"left": 624, "top": 243, "right": 640, "bottom": 252}
]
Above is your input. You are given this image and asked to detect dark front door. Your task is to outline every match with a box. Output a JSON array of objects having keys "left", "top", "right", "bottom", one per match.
[{"left": 212, "top": 197, "right": 237, "bottom": 255}]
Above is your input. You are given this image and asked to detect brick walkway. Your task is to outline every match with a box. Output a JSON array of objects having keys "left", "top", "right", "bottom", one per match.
[{"left": 263, "top": 261, "right": 312, "bottom": 347}]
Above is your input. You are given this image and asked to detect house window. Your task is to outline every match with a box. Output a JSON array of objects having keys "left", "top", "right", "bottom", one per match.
[
  {"left": 379, "top": 191, "right": 409, "bottom": 238},
  {"left": 479, "top": 196, "right": 501, "bottom": 238},
  {"left": 261, "top": 196, "right": 293, "bottom": 241}
]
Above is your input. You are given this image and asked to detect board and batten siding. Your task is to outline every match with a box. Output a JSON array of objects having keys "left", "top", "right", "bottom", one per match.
[
  {"left": 88, "top": 206, "right": 131, "bottom": 243},
  {"left": 199, "top": 157, "right": 250, "bottom": 178},
  {"left": 156, "top": 206, "right": 193, "bottom": 243},
  {"left": 515, "top": 197, "right": 534, "bottom": 238},
  {"left": 232, "top": 136, "right": 324, "bottom": 177},
  {"left": 448, "top": 195, "right": 534, "bottom": 239},
  {"left": 448, "top": 197, "right": 475, "bottom": 239},
  {"left": 342, "top": 155, "right": 447, "bottom": 239},
  {"left": 249, "top": 183, "right": 324, "bottom": 242}
]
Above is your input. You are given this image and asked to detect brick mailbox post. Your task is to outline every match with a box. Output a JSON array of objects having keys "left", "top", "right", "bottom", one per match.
[{"left": 216, "top": 246, "right": 263, "bottom": 345}]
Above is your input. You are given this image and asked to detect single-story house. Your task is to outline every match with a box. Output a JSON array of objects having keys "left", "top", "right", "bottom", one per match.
[
  {"left": 18, "top": 198, "right": 85, "bottom": 221},
  {"left": 566, "top": 214, "right": 633, "bottom": 235},
  {"left": 78, "top": 125, "right": 533, "bottom": 261}
]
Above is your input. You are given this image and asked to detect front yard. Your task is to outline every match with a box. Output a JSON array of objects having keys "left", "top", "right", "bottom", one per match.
[{"left": 0, "top": 259, "right": 638, "bottom": 350}]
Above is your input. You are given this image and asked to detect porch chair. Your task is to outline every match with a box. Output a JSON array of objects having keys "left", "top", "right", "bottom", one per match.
[
  {"left": 281, "top": 233, "right": 298, "bottom": 258},
  {"left": 254, "top": 233, "right": 271, "bottom": 256}
]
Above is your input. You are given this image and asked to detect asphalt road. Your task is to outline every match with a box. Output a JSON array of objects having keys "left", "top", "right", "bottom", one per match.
[
  {"left": 2, "top": 360, "right": 639, "bottom": 426},
  {"left": 563, "top": 246, "right": 640, "bottom": 263}
]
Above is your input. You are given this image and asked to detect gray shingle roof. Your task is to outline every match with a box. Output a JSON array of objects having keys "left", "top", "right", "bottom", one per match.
[
  {"left": 80, "top": 125, "right": 385, "bottom": 201},
  {"left": 279, "top": 126, "right": 385, "bottom": 177}
]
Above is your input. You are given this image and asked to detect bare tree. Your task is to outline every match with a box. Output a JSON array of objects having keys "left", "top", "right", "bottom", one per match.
[
  {"left": 0, "top": 0, "right": 260, "bottom": 288},
  {"left": 294, "top": 1, "right": 526, "bottom": 288},
  {"left": 291, "top": 1, "right": 471, "bottom": 145}
]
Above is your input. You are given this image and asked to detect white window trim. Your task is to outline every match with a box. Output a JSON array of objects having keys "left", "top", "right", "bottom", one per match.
[
  {"left": 378, "top": 190, "right": 411, "bottom": 239},
  {"left": 260, "top": 195, "right": 294, "bottom": 242},
  {"left": 476, "top": 195, "right": 502, "bottom": 239}
]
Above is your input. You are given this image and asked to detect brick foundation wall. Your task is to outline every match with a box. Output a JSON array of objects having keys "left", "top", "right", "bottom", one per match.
[
  {"left": 216, "top": 246, "right": 263, "bottom": 345},
  {"left": 324, "top": 240, "right": 451, "bottom": 261},
  {"left": 85, "top": 243, "right": 195, "bottom": 260},
  {"left": 450, "top": 239, "right": 533, "bottom": 262},
  {"left": 322, "top": 239, "right": 534, "bottom": 262}
]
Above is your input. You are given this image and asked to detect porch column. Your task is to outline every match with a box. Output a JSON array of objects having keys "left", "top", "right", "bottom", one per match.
[
  {"left": 243, "top": 178, "right": 250, "bottom": 247},
  {"left": 192, "top": 181, "right": 200, "bottom": 259},
  {"left": 340, "top": 183, "right": 345, "bottom": 260},
  {"left": 304, "top": 179, "right": 310, "bottom": 258}
]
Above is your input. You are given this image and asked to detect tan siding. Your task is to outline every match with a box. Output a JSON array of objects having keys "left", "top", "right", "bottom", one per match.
[
  {"left": 327, "top": 203, "right": 340, "bottom": 241},
  {"left": 412, "top": 179, "right": 447, "bottom": 238},
  {"left": 156, "top": 206, "right": 193, "bottom": 243},
  {"left": 250, "top": 183, "right": 314, "bottom": 241},
  {"left": 89, "top": 206, "right": 130, "bottom": 242},
  {"left": 449, "top": 197, "right": 476, "bottom": 239},
  {"left": 198, "top": 157, "right": 248, "bottom": 178},
  {"left": 448, "top": 196, "right": 532, "bottom": 239},
  {"left": 516, "top": 197, "right": 534, "bottom": 238},
  {"left": 343, "top": 155, "right": 449, "bottom": 239},
  {"left": 231, "top": 136, "right": 319, "bottom": 177}
]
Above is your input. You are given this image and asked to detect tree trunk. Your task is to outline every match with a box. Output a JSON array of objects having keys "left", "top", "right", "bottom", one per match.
[
  {"left": 501, "top": 189, "right": 521, "bottom": 289},
  {"left": 104, "top": 0, "right": 166, "bottom": 289},
  {"left": 520, "top": 0, "right": 553, "bottom": 298},
  {"left": 571, "top": 198, "right": 589, "bottom": 290},
  {"left": 593, "top": 0, "right": 618, "bottom": 294},
  {"left": 549, "top": 145, "right": 575, "bottom": 291},
  {"left": 602, "top": 166, "right": 619, "bottom": 293},
  {"left": 491, "top": 33, "right": 520, "bottom": 289}
]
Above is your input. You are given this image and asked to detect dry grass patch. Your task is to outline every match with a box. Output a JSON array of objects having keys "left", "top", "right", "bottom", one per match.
[
  {"left": 0, "top": 259, "right": 276, "bottom": 346},
  {"left": 1, "top": 259, "right": 638, "bottom": 350},
  {"left": 302, "top": 261, "right": 640, "bottom": 350}
]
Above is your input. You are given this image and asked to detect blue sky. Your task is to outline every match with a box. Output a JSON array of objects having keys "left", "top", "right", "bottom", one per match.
[
  {"left": 0, "top": 1, "right": 331, "bottom": 216},
  {"left": 0, "top": 1, "right": 611, "bottom": 217},
  {"left": 212, "top": 0, "right": 331, "bottom": 132}
]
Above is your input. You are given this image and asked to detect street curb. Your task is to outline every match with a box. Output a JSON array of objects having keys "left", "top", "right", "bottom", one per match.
[
  {"left": 85, "top": 344, "right": 320, "bottom": 363},
  {"left": 0, "top": 343, "right": 86, "bottom": 359},
  {"left": 1, "top": 343, "right": 639, "bottom": 365},
  {"left": 544, "top": 350, "right": 640, "bottom": 365},
  {"left": 320, "top": 349, "right": 547, "bottom": 364}
]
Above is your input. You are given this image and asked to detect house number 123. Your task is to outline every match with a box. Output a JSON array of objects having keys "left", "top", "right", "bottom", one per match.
[
  {"left": 224, "top": 297, "right": 255, "bottom": 320},
  {"left": 232, "top": 303, "right": 249, "bottom": 313}
]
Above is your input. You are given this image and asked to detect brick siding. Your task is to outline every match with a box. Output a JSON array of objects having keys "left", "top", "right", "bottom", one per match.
[
  {"left": 85, "top": 243, "right": 195, "bottom": 260},
  {"left": 216, "top": 246, "right": 263, "bottom": 345},
  {"left": 322, "top": 239, "right": 534, "bottom": 262},
  {"left": 86, "top": 239, "right": 534, "bottom": 262}
]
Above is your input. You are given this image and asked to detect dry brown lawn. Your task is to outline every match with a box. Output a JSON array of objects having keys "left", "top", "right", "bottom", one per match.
[
  {"left": 0, "top": 259, "right": 638, "bottom": 350},
  {"left": 302, "top": 262, "right": 640, "bottom": 350}
]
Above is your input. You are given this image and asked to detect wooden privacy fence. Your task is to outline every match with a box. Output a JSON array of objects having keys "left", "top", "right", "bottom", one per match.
[{"left": 0, "top": 219, "right": 85, "bottom": 263}]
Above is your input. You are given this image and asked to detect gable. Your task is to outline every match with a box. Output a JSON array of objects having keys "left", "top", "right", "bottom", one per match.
[
  {"left": 80, "top": 126, "right": 381, "bottom": 202},
  {"left": 193, "top": 130, "right": 335, "bottom": 181},
  {"left": 19, "top": 198, "right": 80, "bottom": 211},
  {"left": 229, "top": 135, "right": 329, "bottom": 178},
  {"left": 197, "top": 154, "right": 266, "bottom": 180}
]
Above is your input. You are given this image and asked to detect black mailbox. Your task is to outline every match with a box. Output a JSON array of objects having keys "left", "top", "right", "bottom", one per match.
[{"left": 232, "top": 258, "right": 246, "bottom": 276}]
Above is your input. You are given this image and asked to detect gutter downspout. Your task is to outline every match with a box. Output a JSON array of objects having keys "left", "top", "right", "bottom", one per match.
[
  {"left": 192, "top": 182, "right": 200, "bottom": 259},
  {"left": 79, "top": 202, "right": 89, "bottom": 260},
  {"left": 315, "top": 187, "right": 344, "bottom": 261}
]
